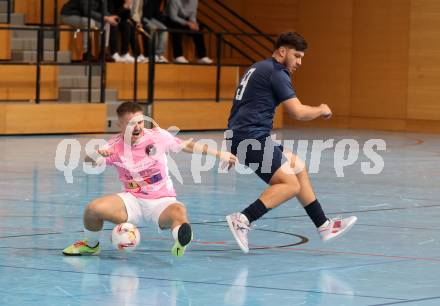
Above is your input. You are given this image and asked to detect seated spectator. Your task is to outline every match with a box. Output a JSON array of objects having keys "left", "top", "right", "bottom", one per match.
[
  {"left": 108, "top": 0, "right": 137, "bottom": 63},
  {"left": 60, "top": 0, "right": 119, "bottom": 61},
  {"left": 132, "top": 0, "right": 169, "bottom": 63},
  {"left": 165, "top": 0, "right": 213, "bottom": 64}
]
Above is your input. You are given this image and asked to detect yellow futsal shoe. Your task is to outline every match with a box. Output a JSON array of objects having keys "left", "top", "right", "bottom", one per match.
[
  {"left": 171, "top": 223, "right": 193, "bottom": 257},
  {"left": 62, "top": 240, "right": 100, "bottom": 256}
]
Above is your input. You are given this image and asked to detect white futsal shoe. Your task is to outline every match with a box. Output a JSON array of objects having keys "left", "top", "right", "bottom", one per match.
[
  {"left": 226, "top": 213, "right": 250, "bottom": 253},
  {"left": 318, "top": 216, "right": 357, "bottom": 242}
]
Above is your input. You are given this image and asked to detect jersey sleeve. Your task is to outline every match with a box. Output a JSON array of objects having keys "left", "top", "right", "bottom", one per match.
[
  {"left": 157, "top": 128, "right": 184, "bottom": 153},
  {"left": 103, "top": 136, "right": 121, "bottom": 166},
  {"left": 104, "top": 153, "right": 118, "bottom": 166},
  {"left": 271, "top": 69, "right": 296, "bottom": 103}
]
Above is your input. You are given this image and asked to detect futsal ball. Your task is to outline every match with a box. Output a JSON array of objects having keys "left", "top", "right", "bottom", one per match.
[{"left": 111, "top": 223, "right": 140, "bottom": 252}]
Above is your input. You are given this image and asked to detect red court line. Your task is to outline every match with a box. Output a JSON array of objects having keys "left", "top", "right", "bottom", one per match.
[
  {"left": 403, "top": 136, "right": 424, "bottom": 146},
  {"left": 384, "top": 136, "right": 424, "bottom": 148}
]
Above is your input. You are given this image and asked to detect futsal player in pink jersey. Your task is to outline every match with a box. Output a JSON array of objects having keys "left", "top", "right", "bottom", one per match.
[{"left": 63, "top": 102, "right": 236, "bottom": 257}]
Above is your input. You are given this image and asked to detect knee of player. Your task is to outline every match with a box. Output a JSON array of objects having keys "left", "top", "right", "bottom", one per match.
[
  {"left": 274, "top": 178, "right": 300, "bottom": 198},
  {"left": 170, "top": 204, "right": 187, "bottom": 218},
  {"left": 85, "top": 200, "right": 103, "bottom": 217},
  {"left": 289, "top": 181, "right": 301, "bottom": 197}
]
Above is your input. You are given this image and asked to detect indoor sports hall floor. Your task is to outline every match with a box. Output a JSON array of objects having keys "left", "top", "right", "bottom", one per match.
[{"left": 0, "top": 128, "right": 439, "bottom": 306}]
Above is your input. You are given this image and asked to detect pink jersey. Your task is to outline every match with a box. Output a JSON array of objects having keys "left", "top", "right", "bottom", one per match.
[{"left": 104, "top": 128, "right": 183, "bottom": 199}]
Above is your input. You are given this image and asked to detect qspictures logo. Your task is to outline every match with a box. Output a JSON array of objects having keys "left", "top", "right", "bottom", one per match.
[{"left": 54, "top": 115, "right": 386, "bottom": 184}]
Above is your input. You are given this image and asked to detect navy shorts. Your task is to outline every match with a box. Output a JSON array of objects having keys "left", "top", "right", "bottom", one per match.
[{"left": 230, "top": 136, "right": 287, "bottom": 184}]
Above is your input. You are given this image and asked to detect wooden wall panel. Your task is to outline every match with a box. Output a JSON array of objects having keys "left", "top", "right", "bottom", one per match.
[
  {"left": 221, "top": 1, "right": 246, "bottom": 17},
  {"left": 0, "top": 105, "right": 4, "bottom": 133},
  {"left": 283, "top": 0, "right": 440, "bottom": 133},
  {"left": 40, "top": 66, "right": 59, "bottom": 100},
  {"left": 107, "top": 63, "right": 238, "bottom": 101},
  {"left": 285, "top": 0, "right": 353, "bottom": 126},
  {"left": 59, "top": 26, "right": 100, "bottom": 61},
  {"left": 406, "top": 119, "right": 440, "bottom": 134},
  {"left": 153, "top": 100, "right": 283, "bottom": 131},
  {"left": 0, "top": 103, "right": 106, "bottom": 134},
  {"left": 11, "top": 0, "right": 440, "bottom": 133},
  {"left": 240, "top": 0, "right": 298, "bottom": 35},
  {"left": 407, "top": 0, "right": 440, "bottom": 121},
  {"left": 153, "top": 101, "right": 232, "bottom": 130},
  {"left": 59, "top": 25, "right": 85, "bottom": 61},
  {"left": 350, "top": 0, "right": 410, "bottom": 119},
  {"left": 349, "top": 117, "right": 407, "bottom": 131},
  {"left": 0, "top": 66, "right": 34, "bottom": 100},
  {"left": 0, "top": 66, "right": 58, "bottom": 100},
  {"left": 15, "top": 0, "right": 68, "bottom": 24},
  {"left": 221, "top": 0, "right": 298, "bottom": 65},
  {"left": 290, "top": 115, "right": 440, "bottom": 134},
  {"left": 0, "top": 24, "right": 11, "bottom": 60},
  {"left": 15, "top": 0, "right": 52, "bottom": 24}
]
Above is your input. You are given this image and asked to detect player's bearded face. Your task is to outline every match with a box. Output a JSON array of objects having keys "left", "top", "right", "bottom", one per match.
[{"left": 284, "top": 49, "right": 304, "bottom": 72}]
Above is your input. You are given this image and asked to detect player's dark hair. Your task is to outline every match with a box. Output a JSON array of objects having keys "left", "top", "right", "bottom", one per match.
[
  {"left": 116, "top": 101, "right": 143, "bottom": 117},
  {"left": 274, "top": 32, "right": 308, "bottom": 51}
]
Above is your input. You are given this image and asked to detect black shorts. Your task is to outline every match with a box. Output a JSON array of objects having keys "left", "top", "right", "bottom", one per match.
[{"left": 230, "top": 136, "right": 287, "bottom": 184}]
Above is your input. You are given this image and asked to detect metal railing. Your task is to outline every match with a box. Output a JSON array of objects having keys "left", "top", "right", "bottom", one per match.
[
  {"left": 0, "top": 25, "right": 105, "bottom": 104},
  {"left": 134, "top": 29, "right": 275, "bottom": 103},
  {"left": 0, "top": 0, "right": 107, "bottom": 104},
  {"left": 198, "top": 0, "right": 276, "bottom": 63},
  {"left": 0, "top": 0, "right": 12, "bottom": 24},
  {"left": 0, "top": 0, "right": 275, "bottom": 105}
]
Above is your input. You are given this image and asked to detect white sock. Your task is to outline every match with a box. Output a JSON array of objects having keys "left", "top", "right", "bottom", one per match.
[
  {"left": 84, "top": 228, "right": 101, "bottom": 247},
  {"left": 172, "top": 225, "right": 181, "bottom": 242},
  {"left": 319, "top": 219, "right": 330, "bottom": 228}
]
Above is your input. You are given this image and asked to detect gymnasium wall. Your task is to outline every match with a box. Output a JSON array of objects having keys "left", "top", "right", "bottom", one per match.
[
  {"left": 407, "top": 0, "right": 440, "bottom": 131},
  {"left": 227, "top": 0, "right": 440, "bottom": 133},
  {"left": 8, "top": 0, "right": 440, "bottom": 133},
  {"left": 223, "top": 0, "right": 299, "bottom": 35},
  {"left": 14, "top": 0, "right": 66, "bottom": 24},
  {"left": 291, "top": 0, "right": 415, "bottom": 132},
  {"left": 0, "top": 24, "right": 11, "bottom": 60}
]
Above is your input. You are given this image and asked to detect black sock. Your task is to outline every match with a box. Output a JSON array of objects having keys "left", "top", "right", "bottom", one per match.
[
  {"left": 304, "top": 199, "right": 328, "bottom": 228},
  {"left": 241, "top": 199, "right": 269, "bottom": 224}
]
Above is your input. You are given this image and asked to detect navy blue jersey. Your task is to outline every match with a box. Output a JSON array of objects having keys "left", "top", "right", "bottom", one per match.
[{"left": 227, "top": 58, "right": 296, "bottom": 139}]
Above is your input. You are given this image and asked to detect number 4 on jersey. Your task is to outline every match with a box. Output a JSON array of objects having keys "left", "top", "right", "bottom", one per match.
[{"left": 235, "top": 68, "right": 256, "bottom": 101}]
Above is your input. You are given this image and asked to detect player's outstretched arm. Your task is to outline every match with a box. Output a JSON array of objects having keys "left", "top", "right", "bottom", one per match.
[
  {"left": 283, "top": 97, "right": 332, "bottom": 121},
  {"left": 182, "top": 141, "right": 237, "bottom": 170},
  {"left": 84, "top": 148, "right": 113, "bottom": 166}
]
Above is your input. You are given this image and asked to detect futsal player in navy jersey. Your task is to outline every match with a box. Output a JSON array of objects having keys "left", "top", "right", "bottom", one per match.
[{"left": 226, "top": 32, "right": 357, "bottom": 253}]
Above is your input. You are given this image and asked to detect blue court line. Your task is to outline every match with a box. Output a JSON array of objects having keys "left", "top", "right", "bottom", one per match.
[
  {"left": 0, "top": 216, "right": 439, "bottom": 240},
  {"left": 0, "top": 289, "right": 80, "bottom": 301},
  {"left": 271, "top": 218, "right": 440, "bottom": 232},
  {"left": 192, "top": 218, "right": 440, "bottom": 233},
  {"left": 0, "top": 264, "right": 404, "bottom": 302},
  {"left": 0, "top": 215, "right": 82, "bottom": 219},
  {"left": 207, "top": 258, "right": 412, "bottom": 293},
  {"left": 0, "top": 287, "right": 153, "bottom": 306},
  {"left": 0, "top": 198, "right": 87, "bottom": 206},
  {"left": 0, "top": 232, "right": 63, "bottom": 239},
  {"left": 370, "top": 295, "right": 440, "bottom": 305},
  {"left": 353, "top": 223, "right": 440, "bottom": 231},
  {"left": 268, "top": 204, "right": 440, "bottom": 221},
  {"left": 307, "top": 191, "right": 438, "bottom": 203},
  {"left": 1, "top": 197, "right": 439, "bottom": 212},
  {"left": 219, "top": 259, "right": 410, "bottom": 284}
]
